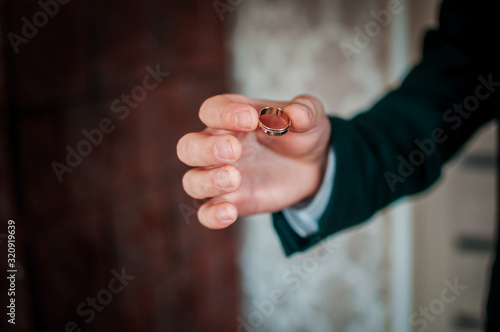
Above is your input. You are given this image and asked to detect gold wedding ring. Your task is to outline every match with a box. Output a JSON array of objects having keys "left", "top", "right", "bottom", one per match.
[{"left": 258, "top": 107, "right": 291, "bottom": 136}]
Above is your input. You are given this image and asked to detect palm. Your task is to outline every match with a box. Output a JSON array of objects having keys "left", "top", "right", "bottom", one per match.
[{"left": 209, "top": 117, "right": 330, "bottom": 216}]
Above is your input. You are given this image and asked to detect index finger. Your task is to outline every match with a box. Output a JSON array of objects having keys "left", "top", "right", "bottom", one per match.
[
  {"left": 200, "top": 94, "right": 323, "bottom": 135},
  {"left": 199, "top": 94, "right": 266, "bottom": 132}
]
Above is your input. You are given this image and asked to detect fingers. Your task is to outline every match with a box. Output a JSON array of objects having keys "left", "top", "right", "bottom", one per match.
[
  {"left": 182, "top": 165, "right": 241, "bottom": 229},
  {"left": 283, "top": 94, "right": 325, "bottom": 133},
  {"left": 200, "top": 94, "right": 259, "bottom": 131},
  {"left": 198, "top": 201, "right": 238, "bottom": 229},
  {"left": 182, "top": 165, "right": 241, "bottom": 199},
  {"left": 178, "top": 93, "right": 326, "bottom": 230},
  {"left": 198, "top": 93, "right": 324, "bottom": 134},
  {"left": 177, "top": 133, "right": 242, "bottom": 167}
]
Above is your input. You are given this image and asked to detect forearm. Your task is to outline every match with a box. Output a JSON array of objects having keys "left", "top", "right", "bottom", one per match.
[{"left": 274, "top": 0, "right": 498, "bottom": 255}]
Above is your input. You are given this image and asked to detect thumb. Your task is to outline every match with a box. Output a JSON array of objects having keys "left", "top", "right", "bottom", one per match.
[{"left": 283, "top": 94, "right": 325, "bottom": 133}]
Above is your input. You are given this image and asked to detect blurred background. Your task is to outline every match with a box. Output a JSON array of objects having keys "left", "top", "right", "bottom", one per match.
[{"left": 0, "top": 0, "right": 496, "bottom": 331}]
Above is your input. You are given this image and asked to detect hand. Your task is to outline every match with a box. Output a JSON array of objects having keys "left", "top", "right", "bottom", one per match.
[{"left": 177, "top": 94, "right": 331, "bottom": 229}]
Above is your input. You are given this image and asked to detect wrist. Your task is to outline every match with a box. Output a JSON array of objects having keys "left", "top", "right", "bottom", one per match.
[{"left": 292, "top": 143, "right": 331, "bottom": 209}]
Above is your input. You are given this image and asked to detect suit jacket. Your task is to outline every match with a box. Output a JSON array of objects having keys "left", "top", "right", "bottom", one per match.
[{"left": 272, "top": 0, "right": 499, "bottom": 330}]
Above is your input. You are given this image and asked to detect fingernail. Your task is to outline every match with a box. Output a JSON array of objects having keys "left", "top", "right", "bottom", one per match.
[
  {"left": 235, "top": 110, "right": 252, "bottom": 130},
  {"left": 217, "top": 206, "right": 233, "bottom": 224},
  {"left": 214, "top": 139, "right": 235, "bottom": 161},
  {"left": 214, "top": 169, "right": 233, "bottom": 190}
]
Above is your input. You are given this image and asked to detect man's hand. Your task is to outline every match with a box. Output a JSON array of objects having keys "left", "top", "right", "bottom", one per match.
[{"left": 177, "top": 94, "right": 331, "bottom": 229}]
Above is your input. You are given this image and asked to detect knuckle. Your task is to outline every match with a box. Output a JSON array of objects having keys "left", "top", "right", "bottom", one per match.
[
  {"left": 198, "top": 105, "right": 208, "bottom": 123},
  {"left": 197, "top": 207, "right": 206, "bottom": 226},
  {"left": 192, "top": 179, "right": 209, "bottom": 199},
  {"left": 199, "top": 98, "right": 212, "bottom": 122},
  {"left": 185, "top": 135, "right": 200, "bottom": 164},
  {"left": 181, "top": 171, "right": 196, "bottom": 198},
  {"left": 197, "top": 205, "right": 213, "bottom": 228},
  {"left": 200, "top": 95, "right": 223, "bottom": 122},
  {"left": 182, "top": 171, "right": 202, "bottom": 199},
  {"left": 185, "top": 168, "right": 227, "bottom": 200},
  {"left": 176, "top": 134, "right": 191, "bottom": 164},
  {"left": 200, "top": 95, "right": 217, "bottom": 111}
]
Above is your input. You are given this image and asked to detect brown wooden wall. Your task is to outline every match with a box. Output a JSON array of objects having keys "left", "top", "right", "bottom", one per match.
[{"left": 0, "top": 0, "right": 240, "bottom": 331}]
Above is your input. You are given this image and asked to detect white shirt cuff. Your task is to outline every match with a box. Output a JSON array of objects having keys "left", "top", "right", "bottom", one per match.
[{"left": 282, "top": 147, "right": 336, "bottom": 237}]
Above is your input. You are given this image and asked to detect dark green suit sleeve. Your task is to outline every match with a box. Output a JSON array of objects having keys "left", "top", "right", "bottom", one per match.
[{"left": 273, "top": 0, "right": 499, "bottom": 256}]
